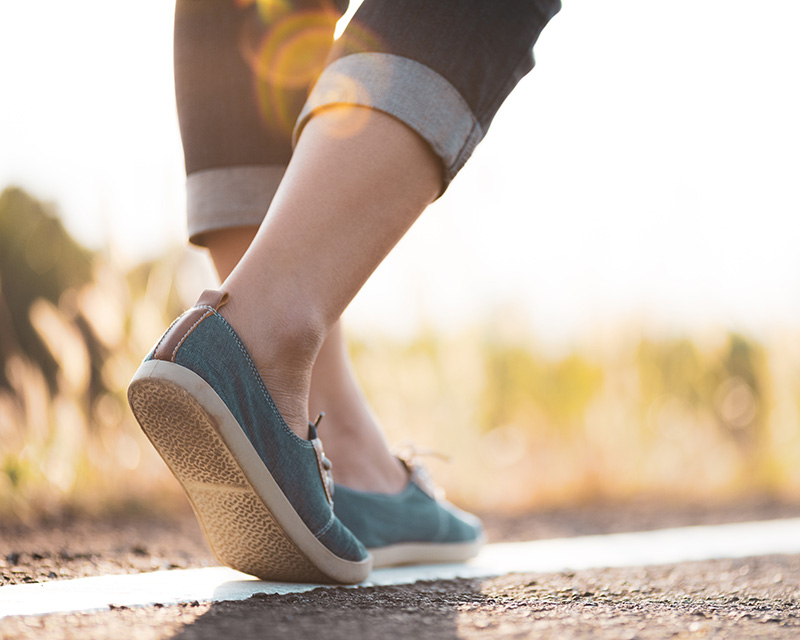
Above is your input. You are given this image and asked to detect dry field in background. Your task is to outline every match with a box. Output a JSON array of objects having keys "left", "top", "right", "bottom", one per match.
[{"left": 2, "top": 186, "right": 800, "bottom": 523}]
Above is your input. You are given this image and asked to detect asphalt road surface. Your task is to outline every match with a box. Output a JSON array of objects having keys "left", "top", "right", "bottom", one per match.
[{"left": 2, "top": 497, "right": 800, "bottom": 639}]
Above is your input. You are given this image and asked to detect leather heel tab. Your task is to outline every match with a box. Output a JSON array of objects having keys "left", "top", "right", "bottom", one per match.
[
  {"left": 197, "top": 289, "right": 229, "bottom": 310},
  {"left": 152, "top": 290, "right": 228, "bottom": 362}
]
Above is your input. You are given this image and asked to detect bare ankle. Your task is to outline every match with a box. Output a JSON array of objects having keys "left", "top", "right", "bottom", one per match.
[
  {"left": 217, "top": 293, "right": 327, "bottom": 440},
  {"left": 315, "top": 411, "right": 409, "bottom": 493},
  {"left": 221, "top": 291, "right": 326, "bottom": 363}
]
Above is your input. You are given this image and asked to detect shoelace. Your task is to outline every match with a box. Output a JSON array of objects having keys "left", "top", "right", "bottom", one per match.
[
  {"left": 309, "top": 422, "right": 448, "bottom": 506},
  {"left": 308, "top": 412, "right": 335, "bottom": 506},
  {"left": 395, "top": 443, "right": 449, "bottom": 501}
]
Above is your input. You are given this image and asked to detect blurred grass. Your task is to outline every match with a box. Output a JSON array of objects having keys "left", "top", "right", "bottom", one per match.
[
  {"left": 1, "top": 186, "right": 800, "bottom": 522},
  {"left": 349, "top": 327, "right": 800, "bottom": 511},
  {"left": 0, "top": 187, "right": 193, "bottom": 521}
]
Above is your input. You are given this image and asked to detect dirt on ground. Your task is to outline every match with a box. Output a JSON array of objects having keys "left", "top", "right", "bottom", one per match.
[
  {"left": 3, "top": 556, "right": 800, "bottom": 639},
  {"left": 2, "top": 495, "right": 800, "bottom": 639}
]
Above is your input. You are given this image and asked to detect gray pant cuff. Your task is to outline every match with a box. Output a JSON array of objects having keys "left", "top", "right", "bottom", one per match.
[
  {"left": 186, "top": 165, "right": 286, "bottom": 246},
  {"left": 293, "top": 53, "right": 482, "bottom": 187}
]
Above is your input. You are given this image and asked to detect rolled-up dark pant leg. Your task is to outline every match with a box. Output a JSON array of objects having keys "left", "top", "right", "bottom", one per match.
[
  {"left": 174, "top": 0, "right": 348, "bottom": 245},
  {"left": 295, "top": 0, "right": 562, "bottom": 190}
]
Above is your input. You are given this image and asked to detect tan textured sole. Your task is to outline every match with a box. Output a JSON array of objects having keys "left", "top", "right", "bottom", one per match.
[
  {"left": 369, "top": 534, "right": 486, "bottom": 568},
  {"left": 128, "top": 360, "right": 371, "bottom": 584}
]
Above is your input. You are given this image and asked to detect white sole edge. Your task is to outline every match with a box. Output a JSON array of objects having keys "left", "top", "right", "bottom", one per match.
[{"left": 369, "top": 534, "right": 487, "bottom": 568}]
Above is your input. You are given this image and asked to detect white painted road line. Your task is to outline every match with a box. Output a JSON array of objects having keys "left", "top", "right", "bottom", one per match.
[{"left": 3, "top": 517, "right": 800, "bottom": 619}]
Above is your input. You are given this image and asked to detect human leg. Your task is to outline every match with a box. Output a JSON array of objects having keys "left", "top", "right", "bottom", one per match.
[
  {"left": 218, "top": 105, "right": 442, "bottom": 440},
  {"left": 205, "top": 228, "right": 408, "bottom": 493},
  {"left": 194, "top": 0, "right": 563, "bottom": 444},
  {"left": 175, "top": 0, "right": 563, "bottom": 446},
  {"left": 132, "top": 0, "right": 562, "bottom": 580},
  {"left": 307, "top": 322, "right": 408, "bottom": 492},
  {"left": 176, "top": 0, "right": 407, "bottom": 493},
  {"left": 212, "top": 0, "right": 562, "bottom": 565}
]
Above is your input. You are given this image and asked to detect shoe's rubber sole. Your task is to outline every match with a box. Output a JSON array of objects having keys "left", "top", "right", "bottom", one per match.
[
  {"left": 369, "top": 535, "right": 486, "bottom": 568},
  {"left": 128, "top": 359, "right": 371, "bottom": 585}
]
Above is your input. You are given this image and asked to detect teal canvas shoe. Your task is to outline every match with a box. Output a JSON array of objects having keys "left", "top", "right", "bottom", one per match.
[
  {"left": 333, "top": 458, "right": 485, "bottom": 567},
  {"left": 127, "top": 290, "right": 371, "bottom": 584}
]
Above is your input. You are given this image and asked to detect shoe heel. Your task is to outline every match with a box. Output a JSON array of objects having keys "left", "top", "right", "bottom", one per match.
[{"left": 128, "top": 371, "right": 329, "bottom": 583}]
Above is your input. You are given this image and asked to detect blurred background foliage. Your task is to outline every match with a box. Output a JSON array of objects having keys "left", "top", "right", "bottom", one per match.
[{"left": 1, "top": 186, "right": 799, "bottom": 522}]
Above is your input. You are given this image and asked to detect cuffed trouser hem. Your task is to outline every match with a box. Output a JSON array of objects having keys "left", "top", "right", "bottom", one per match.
[
  {"left": 186, "top": 166, "right": 286, "bottom": 246},
  {"left": 293, "top": 53, "right": 482, "bottom": 189}
]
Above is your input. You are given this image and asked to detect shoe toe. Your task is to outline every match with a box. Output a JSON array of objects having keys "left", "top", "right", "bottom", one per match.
[
  {"left": 316, "top": 516, "right": 370, "bottom": 564},
  {"left": 333, "top": 479, "right": 484, "bottom": 557},
  {"left": 438, "top": 501, "right": 484, "bottom": 544}
]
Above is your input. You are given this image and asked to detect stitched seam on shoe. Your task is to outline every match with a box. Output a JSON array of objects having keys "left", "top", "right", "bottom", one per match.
[
  {"left": 211, "top": 310, "right": 313, "bottom": 449},
  {"left": 171, "top": 310, "right": 213, "bottom": 362},
  {"left": 313, "top": 512, "right": 335, "bottom": 538},
  {"left": 152, "top": 313, "right": 184, "bottom": 360}
]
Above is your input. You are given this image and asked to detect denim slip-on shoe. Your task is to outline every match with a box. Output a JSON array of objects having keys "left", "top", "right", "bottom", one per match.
[
  {"left": 127, "top": 289, "right": 371, "bottom": 584},
  {"left": 333, "top": 458, "right": 485, "bottom": 567}
]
